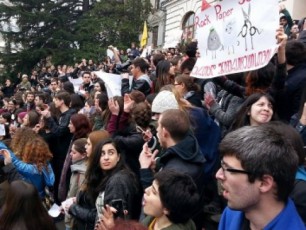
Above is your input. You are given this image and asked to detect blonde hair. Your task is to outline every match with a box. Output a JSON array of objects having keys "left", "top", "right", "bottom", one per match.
[{"left": 160, "top": 84, "right": 193, "bottom": 112}]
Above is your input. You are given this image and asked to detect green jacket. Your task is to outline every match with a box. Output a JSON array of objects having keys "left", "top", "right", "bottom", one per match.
[{"left": 142, "top": 216, "right": 196, "bottom": 230}]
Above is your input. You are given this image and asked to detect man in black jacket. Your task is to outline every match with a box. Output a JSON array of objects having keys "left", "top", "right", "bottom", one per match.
[
  {"left": 40, "top": 91, "right": 75, "bottom": 203},
  {"left": 121, "top": 58, "right": 152, "bottom": 96},
  {"left": 139, "top": 109, "right": 206, "bottom": 230}
]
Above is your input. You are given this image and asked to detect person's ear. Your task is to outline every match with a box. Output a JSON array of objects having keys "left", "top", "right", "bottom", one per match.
[
  {"left": 162, "top": 127, "right": 169, "bottom": 138},
  {"left": 258, "top": 174, "right": 274, "bottom": 193},
  {"left": 247, "top": 108, "right": 251, "bottom": 116},
  {"left": 163, "top": 208, "right": 170, "bottom": 216}
]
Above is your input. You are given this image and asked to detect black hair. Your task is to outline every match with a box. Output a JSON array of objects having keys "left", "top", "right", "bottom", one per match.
[
  {"left": 230, "top": 93, "right": 277, "bottom": 131},
  {"left": 286, "top": 40, "right": 306, "bottom": 66},
  {"left": 220, "top": 125, "right": 299, "bottom": 202},
  {"left": 155, "top": 170, "right": 199, "bottom": 224}
]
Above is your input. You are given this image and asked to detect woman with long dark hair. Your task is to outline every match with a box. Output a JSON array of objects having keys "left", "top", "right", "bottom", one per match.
[
  {"left": 67, "top": 139, "right": 141, "bottom": 230},
  {"left": 154, "top": 60, "right": 175, "bottom": 92},
  {"left": 229, "top": 93, "right": 278, "bottom": 132}
]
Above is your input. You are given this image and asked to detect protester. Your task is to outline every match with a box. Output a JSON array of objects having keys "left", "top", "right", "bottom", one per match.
[
  {"left": 85, "top": 130, "right": 110, "bottom": 158},
  {"left": 265, "top": 121, "right": 306, "bottom": 224},
  {"left": 67, "top": 139, "right": 141, "bottom": 229},
  {"left": 64, "top": 138, "right": 88, "bottom": 230},
  {"left": 39, "top": 91, "right": 75, "bottom": 203},
  {"left": 58, "top": 113, "right": 91, "bottom": 202},
  {"left": 95, "top": 170, "right": 199, "bottom": 230},
  {"left": 0, "top": 136, "right": 54, "bottom": 197},
  {"left": 229, "top": 93, "right": 277, "bottom": 132},
  {"left": 217, "top": 125, "right": 305, "bottom": 229},
  {"left": 139, "top": 108, "right": 206, "bottom": 229},
  {"left": 121, "top": 58, "right": 152, "bottom": 96}
]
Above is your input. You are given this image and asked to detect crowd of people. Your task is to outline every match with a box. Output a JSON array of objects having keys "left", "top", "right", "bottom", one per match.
[{"left": 0, "top": 5, "right": 305, "bottom": 230}]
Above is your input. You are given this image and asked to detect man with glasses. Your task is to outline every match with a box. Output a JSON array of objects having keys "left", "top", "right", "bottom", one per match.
[{"left": 217, "top": 125, "right": 305, "bottom": 230}]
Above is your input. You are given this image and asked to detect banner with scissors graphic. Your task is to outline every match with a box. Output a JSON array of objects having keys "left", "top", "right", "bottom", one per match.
[{"left": 191, "top": 0, "right": 279, "bottom": 79}]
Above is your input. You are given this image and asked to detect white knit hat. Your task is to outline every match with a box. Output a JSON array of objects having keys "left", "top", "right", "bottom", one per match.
[{"left": 152, "top": 91, "right": 179, "bottom": 113}]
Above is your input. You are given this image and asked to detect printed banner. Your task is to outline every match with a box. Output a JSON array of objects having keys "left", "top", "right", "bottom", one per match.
[{"left": 191, "top": 0, "right": 279, "bottom": 79}]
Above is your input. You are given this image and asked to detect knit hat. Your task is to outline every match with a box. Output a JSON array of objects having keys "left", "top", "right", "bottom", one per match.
[
  {"left": 151, "top": 91, "right": 179, "bottom": 114},
  {"left": 18, "top": 111, "right": 27, "bottom": 121}
]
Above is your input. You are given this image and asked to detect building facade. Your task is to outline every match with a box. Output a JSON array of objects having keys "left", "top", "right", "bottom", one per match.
[{"left": 147, "top": 0, "right": 306, "bottom": 49}]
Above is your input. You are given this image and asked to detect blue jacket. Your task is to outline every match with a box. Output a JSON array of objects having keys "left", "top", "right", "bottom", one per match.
[
  {"left": 219, "top": 199, "right": 305, "bottom": 230},
  {"left": 0, "top": 142, "right": 55, "bottom": 197},
  {"left": 188, "top": 107, "right": 221, "bottom": 180}
]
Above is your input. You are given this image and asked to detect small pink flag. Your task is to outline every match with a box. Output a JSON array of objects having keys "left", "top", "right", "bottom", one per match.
[{"left": 201, "top": 0, "right": 211, "bottom": 11}]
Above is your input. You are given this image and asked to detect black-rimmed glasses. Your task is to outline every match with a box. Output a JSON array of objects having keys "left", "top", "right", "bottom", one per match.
[{"left": 220, "top": 160, "right": 251, "bottom": 175}]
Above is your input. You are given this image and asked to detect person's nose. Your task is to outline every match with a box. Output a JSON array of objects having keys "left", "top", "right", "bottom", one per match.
[
  {"left": 216, "top": 167, "right": 225, "bottom": 180},
  {"left": 144, "top": 187, "right": 150, "bottom": 195}
]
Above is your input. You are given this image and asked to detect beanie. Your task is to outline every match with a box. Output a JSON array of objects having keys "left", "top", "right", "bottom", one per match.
[
  {"left": 18, "top": 111, "right": 27, "bottom": 121},
  {"left": 152, "top": 91, "right": 179, "bottom": 113}
]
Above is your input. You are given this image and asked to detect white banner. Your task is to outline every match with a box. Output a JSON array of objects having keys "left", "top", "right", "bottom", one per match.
[
  {"left": 191, "top": 0, "right": 279, "bottom": 79},
  {"left": 94, "top": 71, "right": 122, "bottom": 98},
  {"left": 68, "top": 77, "right": 83, "bottom": 92}
]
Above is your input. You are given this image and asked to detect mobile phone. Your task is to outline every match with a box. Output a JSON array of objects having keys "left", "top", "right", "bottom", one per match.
[{"left": 110, "top": 199, "right": 125, "bottom": 219}]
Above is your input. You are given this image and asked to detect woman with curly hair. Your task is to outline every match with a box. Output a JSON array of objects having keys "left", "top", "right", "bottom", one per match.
[
  {"left": 9, "top": 127, "right": 39, "bottom": 158},
  {"left": 0, "top": 180, "right": 56, "bottom": 230},
  {"left": 0, "top": 136, "right": 54, "bottom": 197},
  {"left": 58, "top": 113, "right": 92, "bottom": 202}
]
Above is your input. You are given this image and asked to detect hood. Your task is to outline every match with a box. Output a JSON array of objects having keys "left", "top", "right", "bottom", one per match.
[
  {"left": 162, "top": 132, "right": 206, "bottom": 164},
  {"left": 296, "top": 166, "right": 306, "bottom": 181},
  {"left": 70, "top": 159, "right": 87, "bottom": 173}
]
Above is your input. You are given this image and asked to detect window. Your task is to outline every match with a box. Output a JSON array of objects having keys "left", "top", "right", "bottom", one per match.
[
  {"left": 156, "top": 0, "right": 160, "bottom": 9},
  {"left": 182, "top": 12, "right": 195, "bottom": 42},
  {"left": 152, "top": 26, "right": 158, "bottom": 48}
]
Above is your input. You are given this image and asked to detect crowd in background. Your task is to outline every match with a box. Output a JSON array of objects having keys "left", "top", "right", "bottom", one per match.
[{"left": 0, "top": 5, "right": 305, "bottom": 230}]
